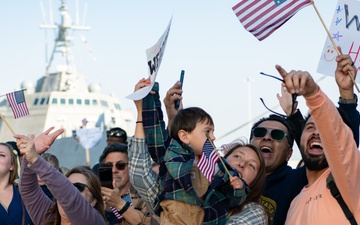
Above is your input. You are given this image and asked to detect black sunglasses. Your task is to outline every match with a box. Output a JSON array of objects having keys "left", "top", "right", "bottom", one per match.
[
  {"left": 102, "top": 161, "right": 128, "bottom": 170},
  {"left": 73, "top": 182, "right": 94, "bottom": 195},
  {"left": 259, "top": 72, "right": 297, "bottom": 118},
  {"left": 252, "top": 127, "right": 287, "bottom": 141}
]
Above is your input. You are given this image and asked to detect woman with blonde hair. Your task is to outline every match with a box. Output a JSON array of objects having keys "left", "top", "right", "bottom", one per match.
[{"left": 0, "top": 142, "right": 32, "bottom": 225}]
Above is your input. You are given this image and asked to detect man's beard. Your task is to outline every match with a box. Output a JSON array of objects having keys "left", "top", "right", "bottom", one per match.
[{"left": 300, "top": 145, "right": 329, "bottom": 171}]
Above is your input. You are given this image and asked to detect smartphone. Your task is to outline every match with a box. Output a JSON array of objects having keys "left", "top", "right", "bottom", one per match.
[
  {"left": 98, "top": 166, "right": 113, "bottom": 189},
  {"left": 174, "top": 70, "right": 185, "bottom": 109}
]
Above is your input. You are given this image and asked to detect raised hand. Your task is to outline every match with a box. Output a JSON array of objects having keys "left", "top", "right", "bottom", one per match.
[
  {"left": 133, "top": 77, "right": 152, "bottom": 111},
  {"left": 276, "top": 65, "right": 318, "bottom": 98},
  {"left": 14, "top": 135, "right": 38, "bottom": 164},
  {"left": 163, "top": 81, "right": 183, "bottom": 124},
  {"left": 277, "top": 84, "right": 298, "bottom": 116},
  {"left": 33, "top": 127, "right": 64, "bottom": 154},
  {"left": 335, "top": 47, "right": 357, "bottom": 98}
]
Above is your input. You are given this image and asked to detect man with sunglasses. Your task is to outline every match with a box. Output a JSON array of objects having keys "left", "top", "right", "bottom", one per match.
[
  {"left": 107, "top": 127, "right": 128, "bottom": 146},
  {"left": 99, "top": 143, "right": 160, "bottom": 225},
  {"left": 250, "top": 113, "right": 307, "bottom": 225}
]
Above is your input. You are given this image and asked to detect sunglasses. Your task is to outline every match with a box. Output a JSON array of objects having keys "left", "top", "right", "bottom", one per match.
[
  {"left": 107, "top": 130, "right": 126, "bottom": 138},
  {"left": 259, "top": 72, "right": 298, "bottom": 118},
  {"left": 102, "top": 161, "right": 128, "bottom": 170},
  {"left": 73, "top": 182, "right": 94, "bottom": 195},
  {"left": 252, "top": 127, "right": 287, "bottom": 141}
]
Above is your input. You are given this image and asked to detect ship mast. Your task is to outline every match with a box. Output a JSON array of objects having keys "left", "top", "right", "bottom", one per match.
[{"left": 39, "top": 0, "right": 89, "bottom": 91}]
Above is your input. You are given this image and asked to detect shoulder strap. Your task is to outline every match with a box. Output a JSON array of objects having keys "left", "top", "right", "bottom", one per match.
[{"left": 326, "top": 173, "right": 358, "bottom": 225}]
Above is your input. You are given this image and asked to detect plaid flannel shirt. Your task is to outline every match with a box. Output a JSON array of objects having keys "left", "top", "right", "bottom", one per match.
[
  {"left": 139, "top": 82, "right": 249, "bottom": 224},
  {"left": 226, "top": 202, "right": 268, "bottom": 225}
]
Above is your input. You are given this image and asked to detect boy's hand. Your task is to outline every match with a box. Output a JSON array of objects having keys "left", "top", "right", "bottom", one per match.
[{"left": 230, "top": 176, "right": 244, "bottom": 190}]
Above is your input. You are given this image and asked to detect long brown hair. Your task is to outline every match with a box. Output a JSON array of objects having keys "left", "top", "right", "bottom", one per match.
[
  {"left": 224, "top": 140, "right": 267, "bottom": 216},
  {"left": 42, "top": 166, "right": 105, "bottom": 225}
]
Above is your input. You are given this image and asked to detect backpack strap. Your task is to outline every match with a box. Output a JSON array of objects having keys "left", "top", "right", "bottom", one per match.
[{"left": 326, "top": 173, "right": 358, "bottom": 225}]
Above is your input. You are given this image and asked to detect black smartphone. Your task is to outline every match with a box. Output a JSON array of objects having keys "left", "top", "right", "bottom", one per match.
[
  {"left": 98, "top": 166, "right": 113, "bottom": 189},
  {"left": 174, "top": 70, "right": 185, "bottom": 109}
]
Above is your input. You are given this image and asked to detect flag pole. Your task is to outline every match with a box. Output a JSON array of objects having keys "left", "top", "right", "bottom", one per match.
[
  {"left": 310, "top": 0, "right": 360, "bottom": 93},
  {"left": 0, "top": 89, "right": 28, "bottom": 98},
  {"left": 205, "top": 133, "right": 232, "bottom": 179},
  {"left": 0, "top": 113, "right": 15, "bottom": 135}
]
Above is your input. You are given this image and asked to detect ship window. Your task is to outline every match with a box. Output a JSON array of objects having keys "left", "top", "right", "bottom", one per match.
[
  {"left": 77, "top": 99, "right": 82, "bottom": 105},
  {"left": 92, "top": 99, "right": 98, "bottom": 106},
  {"left": 40, "top": 98, "right": 46, "bottom": 105},
  {"left": 52, "top": 98, "right": 58, "bottom": 104},
  {"left": 114, "top": 103, "right": 121, "bottom": 110},
  {"left": 60, "top": 98, "right": 66, "bottom": 104},
  {"left": 84, "top": 99, "right": 90, "bottom": 105},
  {"left": 46, "top": 98, "right": 49, "bottom": 104},
  {"left": 100, "top": 100, "right": 108, "bottom": 107},
  {"left": 68, "top": 99, "right": 74, "bottom": 105},
  {"left": 33, "top": 98, "right": 39, "bottom": 105}
]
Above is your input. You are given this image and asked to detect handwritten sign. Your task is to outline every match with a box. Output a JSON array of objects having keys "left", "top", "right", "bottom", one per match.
[
  {"left": 126, "top": 18, "right": 172, "bottom": 100},
  {"left": 317, "top": 0, "right": 360, "bottom": 83}
]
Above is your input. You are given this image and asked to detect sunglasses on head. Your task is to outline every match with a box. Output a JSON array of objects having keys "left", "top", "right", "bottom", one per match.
[
  {"left": 107, "top": 130, "right": 126, "bottom": 138},
  {"left": 252, "top": 127, "right": 287, "bottom": 141},
  {"left": 73, "top": 182, "right": 94, "bottom": 195},
  {"left": 103, "top": 161, "right": 128, "bottom": 170}
]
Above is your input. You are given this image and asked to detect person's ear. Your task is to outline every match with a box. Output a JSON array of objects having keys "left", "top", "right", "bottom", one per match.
[{"left": 178, "top": 130, "right": 189, "bottom": 144}]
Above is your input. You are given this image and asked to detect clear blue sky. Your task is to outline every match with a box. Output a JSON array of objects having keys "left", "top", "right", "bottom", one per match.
[{"left": 0, "top": 0, "right": 344, "bottom": 161}]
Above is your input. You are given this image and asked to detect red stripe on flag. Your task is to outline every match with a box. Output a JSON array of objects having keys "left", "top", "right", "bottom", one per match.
[
  {"left": 232, "top": 0, "right": 311, "bottom": 41},
  {"left": 6, "top": 91, "right": 29, "bottom": 119}
]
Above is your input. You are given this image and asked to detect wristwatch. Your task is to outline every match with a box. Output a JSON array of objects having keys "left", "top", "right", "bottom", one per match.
[{"left": 339, "top": 94, "right": 358, "bottom": 104}]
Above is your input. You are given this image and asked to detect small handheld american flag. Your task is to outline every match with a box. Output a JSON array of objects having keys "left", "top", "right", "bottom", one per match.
[
  {"left": 6, "top": 90, "right": 29, "bottom": 119},
  {"left": 197, "top": 139, "right": 220, "bottom": 182}
]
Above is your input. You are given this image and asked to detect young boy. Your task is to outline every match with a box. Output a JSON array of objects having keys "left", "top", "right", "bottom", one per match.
[
  {"left": 160, "top": 107, "right": 248, "bottom": 225},
  {"left": 130, "top": 80, "right": 248, "bottom": 225}
]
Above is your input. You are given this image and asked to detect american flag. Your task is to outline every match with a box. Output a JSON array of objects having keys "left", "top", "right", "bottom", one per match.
[
  {"left": 232, "top": 0, "right": 311, "bottom": 41},
  {"left": 6, "top": 90, "right": 29, "bottom": 119},
  {"left": 197, "top": 139, "right": 220, "bottom": 182}
]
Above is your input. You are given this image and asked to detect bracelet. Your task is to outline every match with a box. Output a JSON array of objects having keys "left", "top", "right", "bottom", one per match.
[
  {"left": 339, "top": 94, "right": 357, "bottom": 104},
  {"left": 136, "top": 121, "right": 143, "bottom": 124},
  {"left": 118, "top": 201, "right": 131, "bottom": 215}
]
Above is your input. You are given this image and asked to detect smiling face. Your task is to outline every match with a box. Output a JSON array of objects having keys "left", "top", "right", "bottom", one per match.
[
  {"left": 250, "top": 120, "right": 292, "bottom": 174},
  {"left": 226, "top": 146, "right": 260, "bottom": 186},
  {"left": 300, "top": 117, "right": 328, "bottom": 171}
]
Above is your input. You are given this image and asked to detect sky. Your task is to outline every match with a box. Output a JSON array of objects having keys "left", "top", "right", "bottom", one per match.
[{"left": 0, "top": 0, "right": 351, "bottom": 162}]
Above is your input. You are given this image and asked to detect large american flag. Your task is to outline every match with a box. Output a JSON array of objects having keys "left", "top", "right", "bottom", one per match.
[
  {"left": 6, "top": 90, "right": 29, "bottom": 119},
  {"left": 232, "top": 0, "right": 311, "bottom": 41},
  {"left": 197, "top": 139, "right": 220, "bottom": 182}
]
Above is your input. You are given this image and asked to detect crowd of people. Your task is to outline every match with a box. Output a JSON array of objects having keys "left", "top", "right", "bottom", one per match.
[{"left": 0, "top": 49, "right": 359, "bottom": 225}]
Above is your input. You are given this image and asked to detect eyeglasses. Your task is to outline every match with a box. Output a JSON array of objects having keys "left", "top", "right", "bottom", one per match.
[
  {"left": 252, "top": 127, "right": 287, "bottom": 141},
  {"left": 107, "top": 130, "right": 126, "bottom": 138},
  {"left": 259, "top": 72, "right": 297, "bottom": 118},
  {"left": 102, "top": 161, "right": 128, "bottom": 170},
  {"left": 73, "top": 182, "right": 94, "bottom": 195}
]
